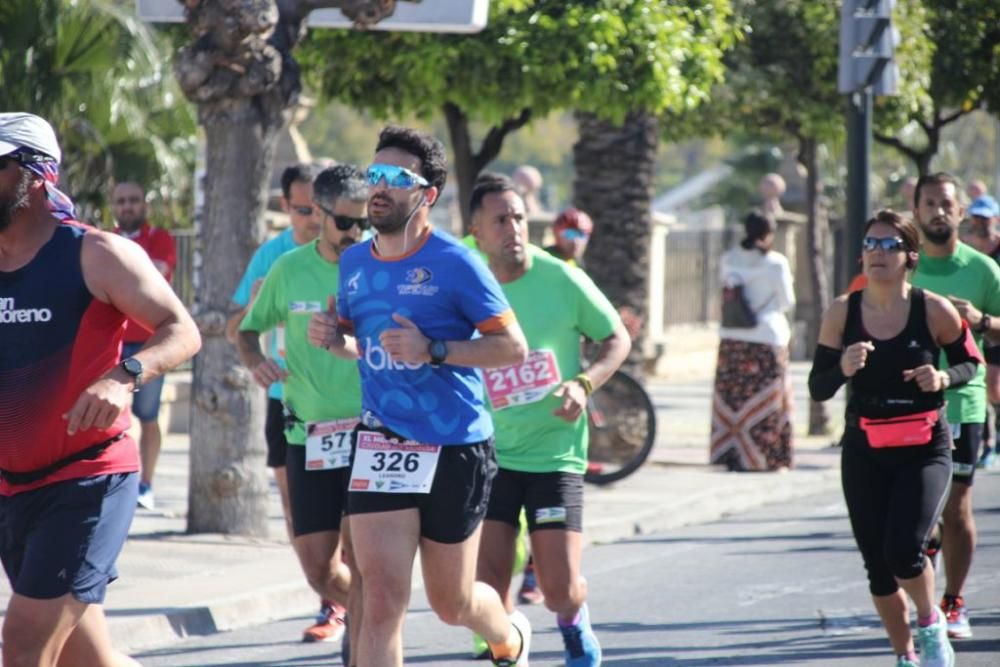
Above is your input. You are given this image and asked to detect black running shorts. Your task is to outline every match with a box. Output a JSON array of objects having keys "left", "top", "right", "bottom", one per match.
[
  {"left": 265, "top": 398, "right": 289, "bottom": 468},
  {"left": 485, "top": 468, "right": 584, "bottom": 532},
  {"left": 347, "top": 436, "right": 497, "bottom": 544},
  {"left": 285, "top": 444, "right": 350, "bottom": 537},
  {"left": 951, "top": 421, "right": 984, "bottom": 486}
]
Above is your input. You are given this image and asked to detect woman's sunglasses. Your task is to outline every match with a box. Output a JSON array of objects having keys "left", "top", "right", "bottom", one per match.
[
  {"left": 315, "top": 202, "right": 370, "bottom": 231},
  {"left": 366, "top": 163, "right": 429, "bottom": 190},
  {"left": 862, "top": 236, "right": 907, "bottom": 252}
]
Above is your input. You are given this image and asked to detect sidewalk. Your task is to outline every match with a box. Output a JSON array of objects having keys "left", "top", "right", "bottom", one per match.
[{"left": 0, "top": 354, "right": 846, "bottom": 655}]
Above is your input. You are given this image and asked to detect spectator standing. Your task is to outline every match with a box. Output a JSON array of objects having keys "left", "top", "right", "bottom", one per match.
[
  {"left": 710, "top": 212, "right": 796, "bottom": 471},
  {"left": 111, "top": 181, "right": 177, "bottom": 510}
]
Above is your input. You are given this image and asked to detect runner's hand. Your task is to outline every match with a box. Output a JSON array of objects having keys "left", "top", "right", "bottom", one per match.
[
  {"left": 841, "top": 341, "right": 875, "bottom": 377},
  {"left": 251, "top": 359, "right": 288, "bottom": 389},
  {"left": 309, "top": 296, "right": 343, "bottom": 351},
  {"left": 552, "top": 380, "right": 587, "bottom": 422},
  {"left": 947, "top": 295, "right": 983, "bottom": 328},
  {"left": 64, "top": 376, "right": 130, "bottom": 435},
  {"left": 380, "top": 313, "right": 430, "bottom": 364},
  {"left": 903, "top": 364, "right": 948, "bottom": 392}
]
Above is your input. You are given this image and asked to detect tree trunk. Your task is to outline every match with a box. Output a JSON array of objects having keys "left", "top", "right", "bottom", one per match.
[
  {"left": 799, "top": 136, "right": 830, "bottom": 436},
  {"left": 443, "top": 103, "right": 478, "bottom": 236},
  {"left": 573, "top": 111, "right": 658, "bottom": 376},
  {"left": 174, "top": 0, "right": 400, "bottom": 535},
  {"left": 443, "top": 103, "right": 533, "bottom": 234}
]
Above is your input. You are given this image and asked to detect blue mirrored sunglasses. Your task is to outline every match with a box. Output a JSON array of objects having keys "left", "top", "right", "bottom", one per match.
[
  {"left": 560, "top": 228, "right": 589, "bottom": 241},
  {"left": 366, "top": 163, "right": 430, "bottom": 189},
  {"left": 862, "top": 236, "right": 906, "bottom": 252}
]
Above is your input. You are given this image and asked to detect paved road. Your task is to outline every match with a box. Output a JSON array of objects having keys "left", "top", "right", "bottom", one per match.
[{"left": 136, "top": 469, "right": 1000, "bottom": 666}]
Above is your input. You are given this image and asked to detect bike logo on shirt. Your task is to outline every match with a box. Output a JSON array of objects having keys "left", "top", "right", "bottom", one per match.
[
  {"left": 362, "top": 338, "right": 423, "bottom": 371},
  {"left": 397, "top": 267, "right": 438, "bottom": 296}
]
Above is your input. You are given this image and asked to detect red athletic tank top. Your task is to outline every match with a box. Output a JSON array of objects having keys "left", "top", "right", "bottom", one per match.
[{"left": 0, "top": 222, "right": 137, "bottom": 496}]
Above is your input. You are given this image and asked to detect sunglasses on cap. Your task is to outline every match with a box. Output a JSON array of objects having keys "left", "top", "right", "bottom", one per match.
[
  {"left": 315, "top": 202, "right": 370, "bottom": 231},
  {"left": 862, "top": 236, "right": 907, "bottom": 252},
  {"left": 560, "top": 228, "right": 589, "bottom": 241},
  {"left": 366, "top": 163, "right": 430, "bottom": 190}
]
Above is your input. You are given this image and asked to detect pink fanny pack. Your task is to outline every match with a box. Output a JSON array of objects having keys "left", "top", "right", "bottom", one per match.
[{"left": 858, "top": 410, "right": 940, "bottom": 448}]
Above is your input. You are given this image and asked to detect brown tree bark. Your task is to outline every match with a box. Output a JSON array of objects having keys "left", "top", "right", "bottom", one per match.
[
  {"left": 442, "top": 103, "right": 532, "bottom": 234},
  {"left": 174, "top": 0, "right": 402, "bottom": 535},
  {"left": 799, "top": 136, "right": 830, "bottom": 436},
  {"left": 573, "top": 111, "right": 658, "bottom": 376}
]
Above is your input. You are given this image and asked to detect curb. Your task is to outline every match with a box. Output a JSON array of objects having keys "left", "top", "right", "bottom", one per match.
[{"left": 117, "top": 466, "right": 841, "bottom": 655}]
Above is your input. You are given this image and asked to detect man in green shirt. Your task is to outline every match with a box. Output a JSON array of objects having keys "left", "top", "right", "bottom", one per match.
[
  {"left": 910, "top": 172, "right": 1000, "bottom": 640},
  {"left": 238, "top": 165, "right": 367, "bottom": 653},
  {"left": 471, "top": 176, "right": 630, "bottom": 667}
]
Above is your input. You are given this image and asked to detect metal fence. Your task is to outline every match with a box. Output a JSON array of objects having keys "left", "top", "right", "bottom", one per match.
[
  {"left": 171, "top": 229, "right": 197, "bottom": 307},
  {"left": 659, "top": 226, "right": 735, "bottom": 327}
]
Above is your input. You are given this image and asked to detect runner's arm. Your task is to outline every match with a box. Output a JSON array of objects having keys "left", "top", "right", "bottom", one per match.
[
  {"left": 67, "top": 231, "right": 200, "bottom": 434},
  {"left": 378, "top": 311, "right": 526, "bottom": 369},
  {"left": 808, "top": 296, "right": 848, "bottom": 401},
  {"left": 580, "top": 320, "right": 631, "bottom": 391},
  {"left": 83, "top": 231, "right": 200, "bottom": 383}
]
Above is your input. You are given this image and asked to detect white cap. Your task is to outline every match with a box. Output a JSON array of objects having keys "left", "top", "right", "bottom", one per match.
[{"left": 0, "top": 113, "right": 62, "bottom": 164}]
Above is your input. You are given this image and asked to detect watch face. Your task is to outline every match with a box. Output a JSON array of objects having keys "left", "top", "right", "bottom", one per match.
[{"left": 123, "top": 358, "right": 142, "bottom": 376}]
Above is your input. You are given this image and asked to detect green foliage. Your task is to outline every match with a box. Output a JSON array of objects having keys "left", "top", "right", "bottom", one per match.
[
  {"left": 300, "top": 0, "right": 738, "bottom": 127},
  {"left": 0, "top": 0, "right": 196, "bottom": 226},
  {"left": 670, "top": 0, "right": 929, "bottom": 144},
  {"left": 875, "top": 0, "right": 999, "bottom": 162}
]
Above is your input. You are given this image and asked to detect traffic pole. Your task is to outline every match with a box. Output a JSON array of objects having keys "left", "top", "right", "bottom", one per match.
[{"left": 845, "top": 87, "right": 872, "bottom": 286}]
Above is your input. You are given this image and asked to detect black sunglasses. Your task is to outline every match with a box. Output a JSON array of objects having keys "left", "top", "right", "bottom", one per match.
[
  {"left": 0, "top": 152, "right": 51, "bottom": 169},
  {"left": 315, "top": 202, "right": 369, "bottom": 231}
]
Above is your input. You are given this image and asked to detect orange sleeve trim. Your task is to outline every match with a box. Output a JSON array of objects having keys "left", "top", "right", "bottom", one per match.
[
  {"left": 476, "top": 309, "right": 516, "bottom": 334},
  {"left": 338, "top": 317, "right": 355, "bottom": 335}
]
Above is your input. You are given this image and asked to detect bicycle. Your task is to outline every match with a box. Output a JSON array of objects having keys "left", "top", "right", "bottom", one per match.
[{"left": 584, "top": 369, "right": 657, "bottom": 485}]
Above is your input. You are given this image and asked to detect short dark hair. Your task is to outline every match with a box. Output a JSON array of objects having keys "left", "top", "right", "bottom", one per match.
[
  {"left": 313, "top": 164, "right": 368, "bottom": 209},
  {"left": 374, "top": 126, "right": 448, "bottom": 193},
  {"left": 863, "top": 209, "right": 920, "bottom": 254},
  {"left": 470, "top": 173, "right": 518, "bottom": 215},
  {"left": 280, "top": 163, "right": 316, "bottom": 200},
  {"left": 914, "top": 172, "right": 960, "bottom": 209}
]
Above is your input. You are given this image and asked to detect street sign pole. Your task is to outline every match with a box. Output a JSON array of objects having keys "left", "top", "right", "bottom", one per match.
[{"left": 845, "top": 88, "right": 872, "bottom": 284}]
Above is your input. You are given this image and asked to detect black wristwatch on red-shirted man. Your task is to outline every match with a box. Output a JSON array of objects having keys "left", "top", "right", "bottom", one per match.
[{"left": 121, "top": 357, "right": 144, "bottom": 392}]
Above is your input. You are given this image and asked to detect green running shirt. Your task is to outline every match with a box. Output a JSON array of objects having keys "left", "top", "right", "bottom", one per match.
[
  {"left": 488, "top": 246, "right": 620, "bottom": 473},
  {"left": 241, "top": 240, "right": 362, "bottom": 444},
  {"left": 912, "top": 241, "right": 1000, "bottom": 424}
]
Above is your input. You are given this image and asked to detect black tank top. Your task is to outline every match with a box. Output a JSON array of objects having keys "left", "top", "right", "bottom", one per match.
[{"left": 843, "top": 287, "right": 943, "bottom": 419}]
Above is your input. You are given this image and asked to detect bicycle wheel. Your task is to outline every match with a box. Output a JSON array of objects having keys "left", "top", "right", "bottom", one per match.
[{"left": 584, "top": 370, "right": 657, "bottom": 485}]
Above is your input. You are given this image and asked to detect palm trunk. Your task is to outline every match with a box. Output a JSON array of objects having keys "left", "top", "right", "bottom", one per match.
[
  {"left": 799, "top": 136, "right": 830, "bottom": 436},
  {"left": 175, "top": 0, "right": 401, "bottom": 535},
  {"left": 573, "top": 112, "right": 658, "bottom": 376}
]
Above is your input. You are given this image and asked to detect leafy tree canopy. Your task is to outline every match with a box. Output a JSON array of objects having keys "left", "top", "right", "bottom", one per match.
[
  {"left": 0, "top": 0, "right": 196, "bottom": 225},
  {"left": 300, "top": 0, "right": 738, "bottom": 127}
]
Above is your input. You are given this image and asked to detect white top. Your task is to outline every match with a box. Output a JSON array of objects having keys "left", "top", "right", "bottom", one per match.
[{"left": 718, "top": 246, "right": 796, "bottom": 347}]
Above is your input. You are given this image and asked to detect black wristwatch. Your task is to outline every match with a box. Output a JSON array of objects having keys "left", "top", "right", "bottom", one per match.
[
  {"left": 121, "top": 357, "right": 144, "bottom": 392},
  {"left": 428, "top": 340, "right": 448, "bottom": 367},
  {"left": 975, "top": 314, "right": 992, "bottom": 334}
]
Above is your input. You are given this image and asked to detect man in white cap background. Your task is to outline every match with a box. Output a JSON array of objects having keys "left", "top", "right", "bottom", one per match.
[{"left": 0, "top": 112, "right": 201, "bottom": 665}]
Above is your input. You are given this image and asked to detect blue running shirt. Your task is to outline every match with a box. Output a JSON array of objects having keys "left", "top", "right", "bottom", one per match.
[{"left": 337, "top": 228, "right": 515, "bottom": 444}]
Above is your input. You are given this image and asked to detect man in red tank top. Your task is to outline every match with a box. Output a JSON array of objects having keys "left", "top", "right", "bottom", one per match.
[{"left": 0, "top": 113, "right": 200, "bottom": 666}]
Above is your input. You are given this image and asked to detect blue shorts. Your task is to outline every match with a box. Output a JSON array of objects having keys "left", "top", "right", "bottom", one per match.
[
  {"left": 0, "top": 473, "right": 138, "bottom": 604},
  {"left": 122, "top": 342, "right": 166, "bottom": 422}
]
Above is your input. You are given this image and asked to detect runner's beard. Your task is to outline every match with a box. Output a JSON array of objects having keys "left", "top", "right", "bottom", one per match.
[
  {"left": 921, "top": 218, "right": 954, "bottom": 245},
  {"left": 370, "top": 198, "right": 409, "bottom": 235},
  {"left": 0, "top": 170, "right": 32, "bottom": 232}
]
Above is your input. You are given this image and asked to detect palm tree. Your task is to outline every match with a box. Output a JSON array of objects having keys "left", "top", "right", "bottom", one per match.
[
  {"left": 574, "top": 112, "right": 659, "bottom": 376},
  {"left": 0, "top": 0, "right": 195, "bottom": 224}
]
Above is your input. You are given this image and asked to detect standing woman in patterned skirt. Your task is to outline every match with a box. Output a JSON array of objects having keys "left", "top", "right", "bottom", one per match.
[{"left": 710, "top": 211, "right": 796, "bottom": 471}]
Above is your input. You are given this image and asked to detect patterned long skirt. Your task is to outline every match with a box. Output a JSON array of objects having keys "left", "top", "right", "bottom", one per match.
[{"left": 709, "top": 339, "right": 793, "bottom": 471}]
